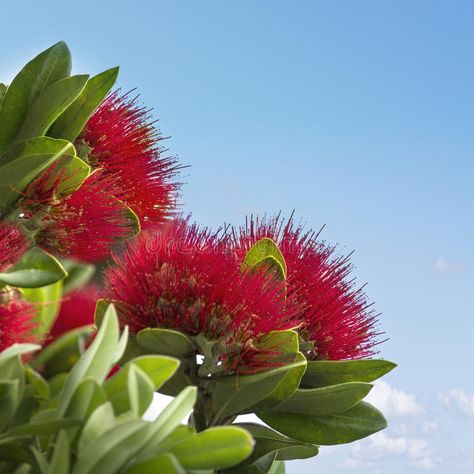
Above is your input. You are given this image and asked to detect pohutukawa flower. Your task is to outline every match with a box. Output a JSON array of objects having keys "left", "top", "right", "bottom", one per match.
[
  {"left": 48, "top": 285, "right": 98, "bottom": 342},
  {"left": 103, "top": 219, "right": 300, "bottom": 374},
  {"left": 79, "top": 91, "right": 181, "bottom": 228},
  {"left": 0, "top": 223, "right": 28, "bottom": 272},
  {"left": 232, "top": 214, "right": 381, "bottom": 360},
  {"left": 0, "top": 291, "right": 37, "bottom": 351},
  {"left": 20, "top": 167, "right": 136, "bottom": 263}
]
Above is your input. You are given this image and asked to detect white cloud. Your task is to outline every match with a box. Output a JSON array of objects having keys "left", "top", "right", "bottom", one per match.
[
  {"left": 342, "top": 432, "right": 434, "bottom": 471},
  {"left": 421, "top": 421, "right": 439, "bottom": 434},
  {"left": 366, "top": 381, "right": 424, "bottom": 418},
  {"left": 439, "top": 388, "right": 474, "bottom": 417},
  {"left": 434, "top": 257, "right": 465, "bottom": 273}
]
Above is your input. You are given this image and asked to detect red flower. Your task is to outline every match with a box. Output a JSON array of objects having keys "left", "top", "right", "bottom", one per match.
[
  {"left": 103, "top": 219, "right": 299, "bottom": 374},
  {"left": 232, "top": 215, "right": 381, "bottom": 360},
  {"left": 0, "top": 292, "right": 37, "bottom": 351},
  {"left": 80, "top": 91, "right": 180, "bottom": 228},
  {"left": 48, "top": 285, "right": 98, "bottom": 341},
  {"left": 21, "top": 168, "right": 136, "bottom": 263},
  {"left": 0, "top": 223, "right": 28, "bottom": 272}
]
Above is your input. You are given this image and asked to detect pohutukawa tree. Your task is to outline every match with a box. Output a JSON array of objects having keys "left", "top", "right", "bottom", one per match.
[{"left": 0, "top": 42, "right": 396, "bottom": 473}]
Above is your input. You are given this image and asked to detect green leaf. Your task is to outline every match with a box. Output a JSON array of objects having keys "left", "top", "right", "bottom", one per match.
[
  {"left": 150, "top": 386, "right": 197, "bottom": 444},
  {"left": 59, "top": 304, "right": 120, "bottom": 415},
  {"left": 124, "top": 453, "right": 186, "bottom": 474},
  {"left": 72, "top": 420, "right": 152, "bottom": 474},
  {"left": 269, "top": 382, "right": 373, "bottom": 416},
  {"left": 170, "top": 426, "right": 254, "bottom": 470},
  {"left": 78, "top": 402, "right": 115, "bottom": 454},
  {"left": 243, "top": 237, "right": 287, "bottom": 279},
  {"left": 302, "top": 359, "right": 397, "bottom": 388},
  {"left": 0, "top": 248, "right": 67, "bottom": 288},
  {"left": 0, "top": 136, "right": 75, "bottom": 167},
  {"left": 128, "top": 365, "right": 155, "bottom": 416},
  {"left": 212, "top": 358, "right": 306, "bottom": 421},
  {"left": 0, "top": 83, "right": 6, "bottom": 105},
  {"left": 0, "top": 42, "right": 71, "bottom": 154},
  {"left": 21, "top": 280, "right": 63, "bottom": 335},
  {"left": 60, "top": 259, "right": 95, "bottom": 294},
  {"left": 49, "top": 430, "right": 70, "bottom": 474},
  {"left": 65, "top": 377, "right": 107, "bottom": 421},
  {"left": 136, "top": 328, "right": 194, "bottom": 357},
  {"left": 269, "top": 461, "right": 286, "bottom": 474},
  {"left": 249, "top": 352, "right": 307, "bottom": 413},
  {"left": 0, "top": 419, "right": 80, "bottom": 445},
  {"left": 33, "top": 326, "right": 92, "bottom": 371},
  {"left": 50, "top": 154, "right": 91, "bottom": 196},
  {"left": 49, "top": 67, "right": 119, "bottom": 142},
  {"left": 0, "top": 138, "right": 75, "bottom": 213},
  {"left": 13, "top": 75, "right": 89, "bottom": 145},
  {"left": 25, "top": 367, "right": 50, "bottom": 399},
  {"left": 0, "top": 344, "right": 41, "bottom": 366},
  {"left": 259, "top": 401, "right": 387, "bottom": 445},
  {"left": 0, "top": 380, "right": 21, "bottom": 431},
  {"left": 236, "top": 423, "right": 318, "bottom": 466}
]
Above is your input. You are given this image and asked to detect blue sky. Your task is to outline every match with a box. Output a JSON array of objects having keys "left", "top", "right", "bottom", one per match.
[{"left": 1, "top": 1, "right": 473, "bottom": 472}]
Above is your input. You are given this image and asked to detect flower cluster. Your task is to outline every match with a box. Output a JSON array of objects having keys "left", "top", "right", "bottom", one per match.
[
  {"left": 79, "top": 91, "right": 180, "bottom": 228},
  {"left": 0, "top": 223, "right": 28, "bottom": 272},
  {"left": 103, "top": 219, "right": 300, "bottom": 373},
  {"left": 232, "top": 215, "right": 381, "bottom": 360},
  {"left": 0, "top": 291, "right": 37, "bottom": 351}
]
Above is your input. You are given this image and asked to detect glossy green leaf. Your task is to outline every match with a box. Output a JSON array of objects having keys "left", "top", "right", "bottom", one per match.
[
  {"left": 49, "top": 67, "right": 119, "bottom": 142},
  {"left": 59, "top": 304, "right": 120, "bottom": 415},
  {"left": 0, "top": 136, "right": 75, "bottom": 167},
  {"left": 244, "top": 237, "right": 287, "bottom": 278},
  {"left": 136, "top": 328, "right": 194, "bottom": 357},
  {"left": 259, "top": 401, "right": 387, "bottom": 445},
  {"left": 0, "top": 248, "right": 66, "bottom": 288},
  {"left": 124, "top": 453, "right": 186, "bottom": 474},
  {"left": 13, "top": 75, "right": 88, "bottom": 145},
  {"left": 249, "top": 352, "right": 306, "bottom": 413},
  {"left": 49, "top": 430, "right": 70, "bottom": 474},
  {"left": 60, "top": 259, "right": 95, "bottom": 294},
  {"left": 212, "top": 358, "right": 306, "bottom": 421},
  {"left": 21, "top": 280, "right": 63, "bottom": 335},
  {"left": 302, "top": 359, "right": 397, "bottom": 388},
  {"left": 170, "top": 426, "right": 254, "bottom": 470},
  {"left": 269, "top": 461, "right": 286, "bottom": 474},
  {"left": 0, "top": 42, "right": 71, "bottom": 154},
  {"left": 51, "top": 154, "right": 91, "bottom": 196},
  {"left": 269, "top": 382, "right": 373, "bottom": 416},
  {"left": 236, "top": 423, "right": 318, "bottom": 466},
  {"left": 0, "top": 138, "right": 74, "bottom": 213},
  {"left": 0, "top": 83, "right": 6, "bottom": 105}
]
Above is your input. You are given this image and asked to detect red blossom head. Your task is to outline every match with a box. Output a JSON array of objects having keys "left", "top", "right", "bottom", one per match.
[
  {"left": 103, "top": 219, "right": 299, "bottom": 374},
  {"left": 80, "top": 91, "right": 181, "bottom": 228},
  {"left": 0, "top": 223, "right": 28, "bottom": 272},
  {"left": 0, "top": 292, "right": 38, "bottom": 351},
  {"left": 232, "top": 214, "right": 381, "bottom": 360},
  {"left": 21, "top": 168, "right": 136, "bottom": 263},
  {"left": 48, "top": 285, "right": 98, "bottom": 342}
]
